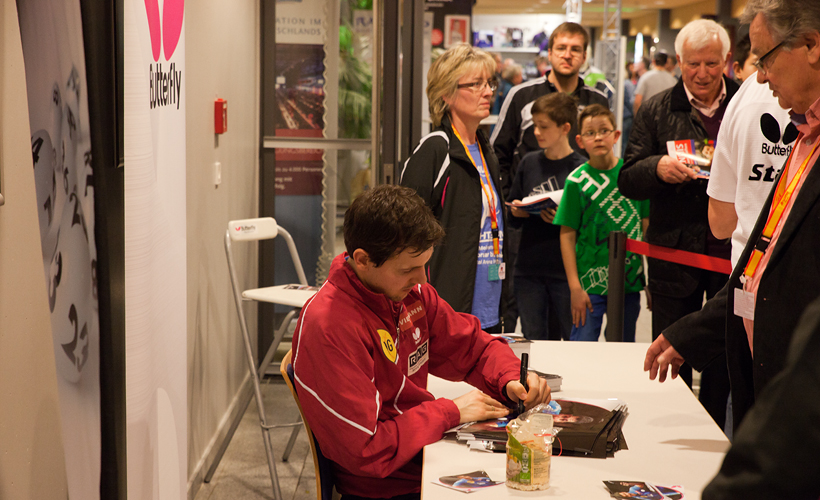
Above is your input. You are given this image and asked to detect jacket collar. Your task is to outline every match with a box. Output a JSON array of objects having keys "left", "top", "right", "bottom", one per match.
[
  {"left": 441, "top": 113, "right": 492, "bottom": 166},
  {"left": 670, "top": 74, "right": 740, "bottom": 113},
  {"left": 328, "top": 253, "right": 406, "bottom": 321},
  {"left": 543, "top": 70, "right": 587, "bottom": 98},
  {"left": 766, "top": 147, "right": 820, "bottom": 267}
]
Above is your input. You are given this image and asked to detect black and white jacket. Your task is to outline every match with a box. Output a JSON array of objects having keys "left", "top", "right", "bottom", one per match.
[
  {"left": 490, "top": 71, "right": 609, "bottom": 196},
  {"left": 400, "top": 114, "right": 508, "bottom": 319}
]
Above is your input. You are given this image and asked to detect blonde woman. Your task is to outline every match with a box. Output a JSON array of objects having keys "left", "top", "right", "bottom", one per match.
[{"left": 400, "top": 43, "right": 507, "bottom": 332}]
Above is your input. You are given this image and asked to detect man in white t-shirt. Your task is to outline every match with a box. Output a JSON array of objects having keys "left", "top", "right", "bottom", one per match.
[{"left": 707, "top": 75, "right": 797, "bottom": 267}]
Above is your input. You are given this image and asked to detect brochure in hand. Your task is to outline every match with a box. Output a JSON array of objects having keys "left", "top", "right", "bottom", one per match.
[
  {"left": 603, "top": 480, "right": 684, "bottom": 499},
  {"left": 666, "top": 139, "right": 715, "bottom": 178},
  {"left": 434, "top": 470, "right": 503, "bottom": 493},
  {"left": 506, "top": 190, "right": 564, "bottom": 215}
]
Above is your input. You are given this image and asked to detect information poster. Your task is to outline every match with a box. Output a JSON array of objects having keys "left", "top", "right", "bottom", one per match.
[{"left": 273, "top": 0, "right": 327, "bottom": 285}]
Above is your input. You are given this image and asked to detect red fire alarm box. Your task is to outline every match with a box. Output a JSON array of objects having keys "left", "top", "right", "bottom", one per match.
[{"left": 215, "top": 98, "right": 227, "bottom": 134}]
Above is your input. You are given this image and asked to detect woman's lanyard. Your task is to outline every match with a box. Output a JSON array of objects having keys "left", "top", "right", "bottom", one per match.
[
  {"left": 743, "top": 133, "right": 819, "bottom": 280},
  {"left": 452, "top": 125, "right": 501, "bottom": 258}
]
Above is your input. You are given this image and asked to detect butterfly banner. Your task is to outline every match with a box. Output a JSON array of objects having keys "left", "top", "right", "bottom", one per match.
[{"left": 124, "top": 0, "right": 187, "bottom": 497}]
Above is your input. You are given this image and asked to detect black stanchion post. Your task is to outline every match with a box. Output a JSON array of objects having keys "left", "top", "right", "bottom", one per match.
[{"left": 607, "top": 231, "right": 626, "bottom": 342}]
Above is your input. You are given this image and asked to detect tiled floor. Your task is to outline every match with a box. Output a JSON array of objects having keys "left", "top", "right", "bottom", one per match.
[
  {"left": 194, "top": 375, "right": 318, "bottom": 500},
  {"left": 196, "top": 291, "right": 693, "bottom": 500}
]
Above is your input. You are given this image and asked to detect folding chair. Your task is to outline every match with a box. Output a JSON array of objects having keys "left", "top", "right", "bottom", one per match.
[
  {"left": 281, "top": 349, "right": 336, "bottom": 500},
  {"left": 219, "top": 217, "right": 318, "bottom": 500}
]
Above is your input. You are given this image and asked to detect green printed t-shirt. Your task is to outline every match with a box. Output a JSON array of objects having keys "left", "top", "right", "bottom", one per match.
[{"left": 553, "top": 159, "right": 649, "bottom": 295}]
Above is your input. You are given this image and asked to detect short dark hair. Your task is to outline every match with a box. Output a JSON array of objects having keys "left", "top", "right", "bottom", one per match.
[
  {"left": 734, "top": 34, "right": 752, "bottom": 66},
  {"left": 549, "top": 22, "right": 590, "bottom": 51},
  {"left": 653, "top": 50, "right": 669, "bottom": 66},
  {"left": 531, "top": 92, "right": 578, "bottom": 130},
  {"left": 344, "top": 185, "right": 445, "bottom": 267},
  {"left": 578, "top": 103, "right": 617, "bottom": 131}
]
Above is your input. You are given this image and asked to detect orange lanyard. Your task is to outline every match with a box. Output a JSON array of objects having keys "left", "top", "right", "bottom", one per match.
[
  {"left": 452, "top": 125, "right": 501, "bottom": 256},
  {"left": 744, "top": 133, "right": 819, "bottom": 279}
]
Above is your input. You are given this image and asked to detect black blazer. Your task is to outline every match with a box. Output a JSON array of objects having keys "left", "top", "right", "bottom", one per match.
[
  {"left": 619, "top": 76, "right": 739, "bottom": 297},
  {"left": 664, "top": 151, "right": 820, "bottom": 431},
  {"left": 702, "top": 295, "right": 820, "bottom": 499}
]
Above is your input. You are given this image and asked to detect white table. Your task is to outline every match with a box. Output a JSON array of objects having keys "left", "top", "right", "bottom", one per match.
[
  {"left": 242, "top": 283, "right": 317, "bottom": 308},
  {"left": 422, "top": 342, "right": 730, "bottom": 499}
]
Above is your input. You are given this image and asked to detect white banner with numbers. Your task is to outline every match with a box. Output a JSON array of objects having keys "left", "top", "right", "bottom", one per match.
[{"left": 16, "top": 0, "right": 101, "bottom": 498}]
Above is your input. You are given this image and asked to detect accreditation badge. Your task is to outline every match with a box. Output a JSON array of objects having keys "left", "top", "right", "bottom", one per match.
[
  {"left": 733, "top": 288, "right": 755, "bottom": 320},
  {"left": 489, "top": 262, "right": 505, "bottom": 281}
]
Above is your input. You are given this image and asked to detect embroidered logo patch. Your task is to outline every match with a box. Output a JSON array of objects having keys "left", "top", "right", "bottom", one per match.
[
  {"left": 377, "top": 329, "right": 397, "bottom": 363},
  {"left": 398, "top": 301, "right": 426, "bottom": 333},
  {"left": 408, "top": 340, "right": 429, "bottom": 376}
]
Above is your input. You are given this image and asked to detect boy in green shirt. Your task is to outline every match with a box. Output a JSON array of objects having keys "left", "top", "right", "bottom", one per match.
[{"left": 553, "top": 104, "right": 649, "bottom": 341}]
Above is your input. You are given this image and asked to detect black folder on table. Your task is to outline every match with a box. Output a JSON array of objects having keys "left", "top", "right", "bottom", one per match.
[{"left": 456, "top": 399, "right": 628, "bottom": 459}]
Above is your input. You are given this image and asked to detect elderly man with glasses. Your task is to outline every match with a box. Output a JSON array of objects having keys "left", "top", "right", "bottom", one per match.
[
  {"left": 618, "top": 19, "right": 738, "bottom": 430},
  {"left": 639, "top": 2, "right": 820, "bottom": 496}
]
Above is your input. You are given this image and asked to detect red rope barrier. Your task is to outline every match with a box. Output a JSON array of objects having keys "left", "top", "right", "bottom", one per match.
[{"left": 625, "top": 239, "right": 732, "bottom": 275}]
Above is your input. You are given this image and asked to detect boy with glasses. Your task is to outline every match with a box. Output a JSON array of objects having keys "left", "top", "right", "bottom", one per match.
[{"left": 555, "top": 105, "right": 649, "bottom": 342}]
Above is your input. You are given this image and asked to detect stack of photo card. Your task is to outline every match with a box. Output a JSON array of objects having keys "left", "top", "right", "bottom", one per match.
[
  {"left": 433, "top": 470, "right": 503, "bottom": 493},
  {"left": 531, "top": 368, "right": 563, "bottom": 392},
  {"left": 666, "top": 138, "right": 715, "bottom": 178},
  {"left": 455, "top": 398, "right": 627, "bottom": 458},
  {"left": 493, "top": 333, "right": 533, "bottom": 360},
  {"left": 603, "top": 480, "right": 684, "bottom": 499},
  {"left": 456, "top": 417, "right": 511, "bottom": 452}
]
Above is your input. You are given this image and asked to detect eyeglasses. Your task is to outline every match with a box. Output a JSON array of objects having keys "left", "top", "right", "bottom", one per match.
[
  {"left": 580, "top": 129, "right": 614, "bottom": 139},
  {"left": 551, "top": 45, "right": 585, "bottom": 58},
  {"left": 753, "top": 39, "right": 787, "bottom": 75},
  {"left": 457, "top": 78, "right": 499, "bottom": 93}
]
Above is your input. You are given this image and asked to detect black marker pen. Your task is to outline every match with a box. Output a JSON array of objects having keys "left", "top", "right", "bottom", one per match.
[{"left": 518, "top": 353, "right": 529, "bottom": 415}]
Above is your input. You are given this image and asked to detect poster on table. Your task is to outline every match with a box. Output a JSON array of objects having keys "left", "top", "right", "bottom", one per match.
[
  {"left": 273, "top": 0, "right": 328, "bottom": 285},
  {"left": 124, "top": 0, "right": 187, "bottom": 497},
  {"left": 16, "top": 0, "right": 101, "bottom": 498}
]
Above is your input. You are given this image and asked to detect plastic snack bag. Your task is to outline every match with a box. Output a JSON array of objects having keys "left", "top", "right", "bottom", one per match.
[{"left": 506, "top": 404, "right": 560, "bottom": 491}]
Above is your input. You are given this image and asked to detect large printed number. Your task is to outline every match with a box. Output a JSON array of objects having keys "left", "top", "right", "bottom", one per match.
[
  {"left": 69, "top": 192, "right": 88, "bottom": 239},
  {"left": 382, "top": 337, "right": 395, "bottom": 354},
  {"left": 32, "top": 136, "right": 44, "bottom": 164}
]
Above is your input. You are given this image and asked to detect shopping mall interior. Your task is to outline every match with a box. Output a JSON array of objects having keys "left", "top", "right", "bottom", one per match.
[{"left": 0, "top": 0, "right": 751, "bottom": 499}]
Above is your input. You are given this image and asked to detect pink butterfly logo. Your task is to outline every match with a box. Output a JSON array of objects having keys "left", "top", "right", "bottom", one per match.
[
  {"left": 235, "top": 227, "right": 241, "bottom": 231},
  {"left": 144, "top": 0, "right": 185, "bottom": 62}
]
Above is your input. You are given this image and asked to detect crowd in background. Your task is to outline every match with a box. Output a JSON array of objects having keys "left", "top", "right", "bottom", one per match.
[{"left": 399, "top": 2, "right": 820, "bottom": 495}]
